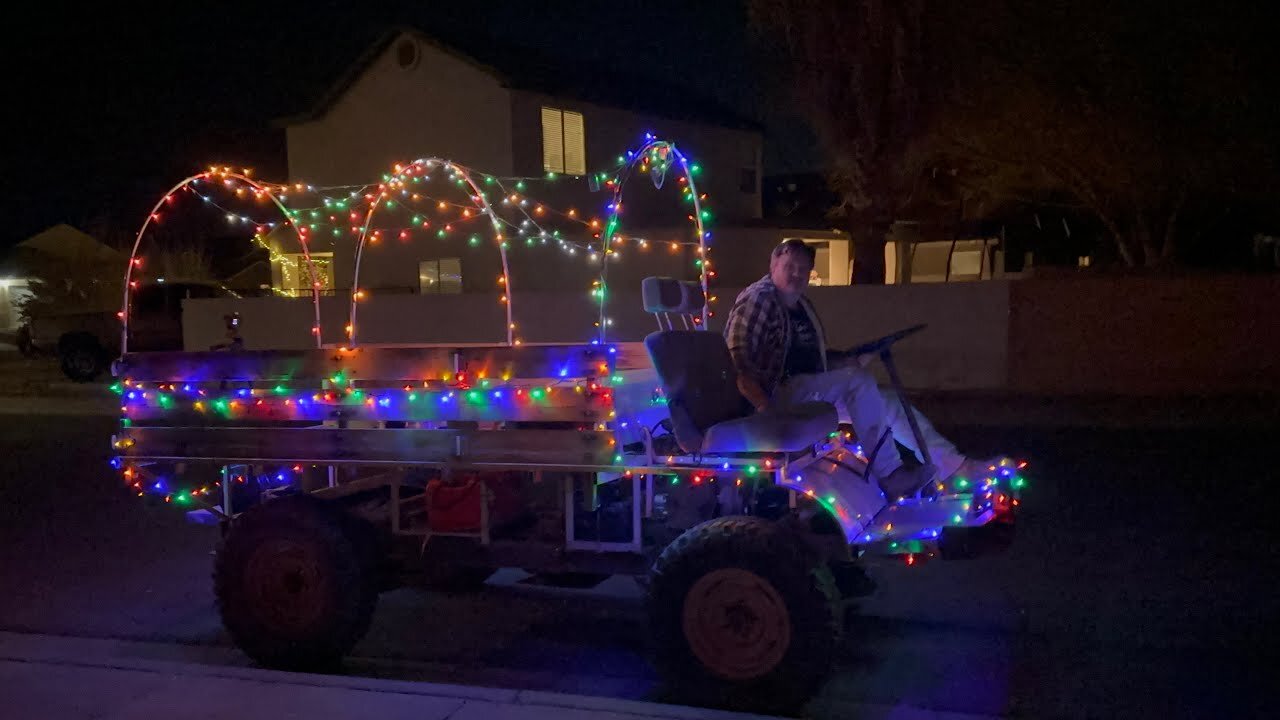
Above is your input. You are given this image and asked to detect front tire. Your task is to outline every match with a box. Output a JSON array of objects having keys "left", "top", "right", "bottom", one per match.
[
  {"left": 214, "top": 497, "right": 377, "bottom": 670},
  {"left": 15, "top": 325, "right": 34, "bottom": 356},
  {"left": 647, "top": 516, "right": 840, "bottom": 714}
]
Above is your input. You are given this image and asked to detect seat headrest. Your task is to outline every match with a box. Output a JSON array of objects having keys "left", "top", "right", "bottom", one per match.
[{"left": 642, "top": 277, "right": 706, "bottom": 314}]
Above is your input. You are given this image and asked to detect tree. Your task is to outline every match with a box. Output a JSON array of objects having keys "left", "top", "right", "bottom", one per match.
[
  {"left": 934, "top": 1, "right": 1264, "bottom": 267},
  {"left": 749, "top": 0, "right": 963, "bottom": 283},
  {"left": 959, "top": 1, "right": 1280, "bottom": 268},
  {"left": 754, "top": 0, "right": 1279, "bottom": 270}
]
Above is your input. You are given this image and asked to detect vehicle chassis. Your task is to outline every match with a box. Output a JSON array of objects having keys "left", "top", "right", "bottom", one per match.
[{"left": 110, "top": 339, "right": 1022, "bottom": 711}]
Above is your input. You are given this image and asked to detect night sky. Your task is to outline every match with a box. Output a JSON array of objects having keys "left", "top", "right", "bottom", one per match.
[{"left": 6, "top": 0, "right": 810, "bottom": 250}]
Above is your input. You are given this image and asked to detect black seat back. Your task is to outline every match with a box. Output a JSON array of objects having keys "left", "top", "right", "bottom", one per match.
[{"left": 644, "top": 331, "right": 752, "bottom": 453}]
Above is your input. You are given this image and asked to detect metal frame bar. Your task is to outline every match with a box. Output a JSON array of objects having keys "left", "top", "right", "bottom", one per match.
[
  {"left": 114, "top": 343, "right": 636, "bottom": 382},
  {"left": 880, "top": 348, "right": 929, "bottom": 465},
  {"left": 563, "top": 474, "right": 575, "bottom": 548},
  {"left": 129, "top": 456, "right": 793, "bottom": 476},
  {"left": 222, "top": 464, "right": 232, "bottom": 515},
  {"left": 479, "top": 475, "right": 490, "bottom": 546},
  {"left": 630, "top": 471, "right": 642, "bottom": 548}
]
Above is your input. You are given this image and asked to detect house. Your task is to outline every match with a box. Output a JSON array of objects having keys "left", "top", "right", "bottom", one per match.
[
  {"left": 764, "top": 174, "right": 1039, "bottom": 285},
  {"left": 269, "top": 27, "right": 844, "bottom": 302},
  {"left": 0, "top": 224, "right": 124, "bottom": 331}
]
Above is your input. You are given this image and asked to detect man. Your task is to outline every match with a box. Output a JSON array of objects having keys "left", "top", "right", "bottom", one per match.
[{"left": 725, "top": 239, "right": 988, "bottom": 498}]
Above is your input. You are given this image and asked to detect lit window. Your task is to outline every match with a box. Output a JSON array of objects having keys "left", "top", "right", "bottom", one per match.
[
  {"left": 785, "top": 239, "right": 851, "bottom": 286},
  {"left": 278, "top": 252, "right": 333, "bottom": 296},
  {"left": 419, "top": 258, "right": 462, "bottom": 294},
  {"left": 541, "top": 107, "right": 585, "bottom": 175}
]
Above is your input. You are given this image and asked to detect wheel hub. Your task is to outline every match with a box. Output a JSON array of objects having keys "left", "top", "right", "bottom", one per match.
[
  {"left": 682, "top": 568, "right": 791, "bottom": 680},
  {"left": 245, "top": 539, "right": 327, "bottom": 634},
  {"left": 68, "top": 350, "right": 96, "bottom": 374}
]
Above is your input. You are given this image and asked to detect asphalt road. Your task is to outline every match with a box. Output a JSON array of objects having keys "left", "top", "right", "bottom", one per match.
[{"left": 0, "top": 414, "right": 1274, "bottom": 718}]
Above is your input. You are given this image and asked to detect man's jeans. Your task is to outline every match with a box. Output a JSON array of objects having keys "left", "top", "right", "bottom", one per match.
[{"left": 773, "top": 366, "right": 964, "bottom": 481}]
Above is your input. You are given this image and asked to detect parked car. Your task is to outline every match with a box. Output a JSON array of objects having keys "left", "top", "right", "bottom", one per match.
[{"left": 24, "top": 281, "right": 234, "bottom": 381}]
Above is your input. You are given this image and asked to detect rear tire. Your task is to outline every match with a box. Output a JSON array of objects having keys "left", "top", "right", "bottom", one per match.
[
  {"left": 647, "top": 516, "right": 840, "bottom": 714},
  {"left": 214, "top": 496, "right": 377, "bottom": 670},
  {"left": 58, "top": 333, "right": 106, "bottom": 382}
]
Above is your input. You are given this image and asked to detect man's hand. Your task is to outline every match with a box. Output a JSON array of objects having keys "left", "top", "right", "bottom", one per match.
[
  {"left": 829, "top": 349, "right": 875, "bottom": 369},
  {"left": 736, "top": 375, "right": 772, "bottom": 413}
]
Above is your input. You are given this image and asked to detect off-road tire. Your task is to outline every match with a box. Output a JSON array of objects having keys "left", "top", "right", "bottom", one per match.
[
  {"left": 214, "top": 496, "right": 377, "bottom": 670},
  {"left": 647, "top": 516, "right": 840, "bottom": 714}
]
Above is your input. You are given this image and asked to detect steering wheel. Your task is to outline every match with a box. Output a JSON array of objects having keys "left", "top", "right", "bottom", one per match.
[{"left": 840, "top": 323, "right": 927, "bottom": 358}]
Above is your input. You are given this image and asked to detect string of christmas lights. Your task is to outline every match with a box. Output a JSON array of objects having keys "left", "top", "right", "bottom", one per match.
[{"left": 122, "top": 136, "right": 714, "bottom": 349}]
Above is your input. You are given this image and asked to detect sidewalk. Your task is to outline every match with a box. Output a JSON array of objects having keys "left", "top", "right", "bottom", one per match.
[
  {"left": 0, "top": 632, "right": 778, "bottom": 720},
  {"left": 0, "top": 631, "right": 999, "bottom": 720}
]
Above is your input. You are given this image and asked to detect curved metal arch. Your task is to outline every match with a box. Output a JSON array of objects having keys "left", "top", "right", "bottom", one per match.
[
  {"left": 348, "top": 158, "right": 514, "bottom": 346},
  {"left": 598, "top": 140, "right": 709, "bottom": 344},
  {"left": 121, "top": 171, "right": 323, "bottom": 354}
]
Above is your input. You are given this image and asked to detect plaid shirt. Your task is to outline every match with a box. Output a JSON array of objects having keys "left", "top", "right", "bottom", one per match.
[{"left": 724, "top": 275, "right": 828, "bottom": 397}]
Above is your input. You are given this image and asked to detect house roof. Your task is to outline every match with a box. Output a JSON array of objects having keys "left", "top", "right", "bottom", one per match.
[
  {"left": 15, "top": 224, "right": 123, "bottom": 263},
  {"left": 278, "top": 26, "right": 762, "bottom": 133}
]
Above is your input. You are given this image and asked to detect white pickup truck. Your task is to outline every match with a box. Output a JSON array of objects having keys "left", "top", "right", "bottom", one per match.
[{"left": 24, "top": 280, "right": 232, "bottom": 381}]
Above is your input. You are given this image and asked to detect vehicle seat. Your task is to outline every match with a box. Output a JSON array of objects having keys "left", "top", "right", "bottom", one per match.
[{"left": 641, "top": 277, "right": 837, "bottom": 454}]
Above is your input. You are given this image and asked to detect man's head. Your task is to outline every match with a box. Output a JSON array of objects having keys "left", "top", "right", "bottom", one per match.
[{"left": 769, "top": 239, "right": 816, "bottom": 301}]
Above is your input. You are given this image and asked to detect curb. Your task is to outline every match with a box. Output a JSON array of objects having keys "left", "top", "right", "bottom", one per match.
[
  {"left": 0, "top": 395, "right": 119, "bottom": 416},
  {"left": 0, "top": 631, "right": 780, "bottom": 720},
  {"left": 0, "top": 379, "right": 111, "bottom": 395},
  {"left": 0, "top": 631, "right": 1002, "bottom": 720}
]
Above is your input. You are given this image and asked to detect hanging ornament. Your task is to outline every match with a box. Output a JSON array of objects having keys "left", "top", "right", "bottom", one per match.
[{"left": 649, "top": 144, "right": 673, "bottom": 189}]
